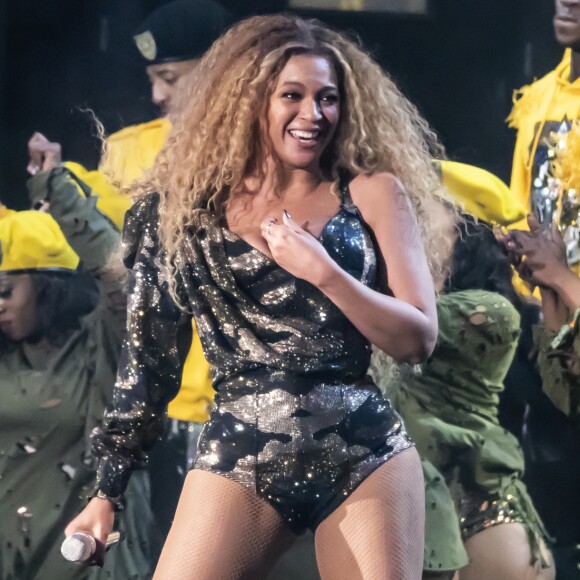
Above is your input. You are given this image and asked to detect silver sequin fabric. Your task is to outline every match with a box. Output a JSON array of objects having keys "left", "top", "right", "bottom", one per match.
[{"left": 92, "top": 182, "right": 413, "bottom": 532}]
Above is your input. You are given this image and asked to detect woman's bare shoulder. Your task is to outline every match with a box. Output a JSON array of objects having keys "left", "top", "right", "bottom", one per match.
[{"left": 348, "top": 172, "right": 411, "bottom": 229}]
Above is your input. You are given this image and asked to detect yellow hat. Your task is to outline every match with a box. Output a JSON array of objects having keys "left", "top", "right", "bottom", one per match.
[
  {"left": 436, "top": 160, "right": 526, "bottom": 226},
  {"left": 0, "top": 210, "right": 79, "bottom": 273},
  {"left": 64, "top": 162, "right": 133, "bottom": 231}
]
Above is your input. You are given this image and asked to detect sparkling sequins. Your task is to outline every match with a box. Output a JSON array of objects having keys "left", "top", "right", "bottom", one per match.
[
  {"left": 459, "top": 493, "right": 523, "bottom": 539},
  {"left": 92, "top": 186, "right": 411, "bottom": 530}
]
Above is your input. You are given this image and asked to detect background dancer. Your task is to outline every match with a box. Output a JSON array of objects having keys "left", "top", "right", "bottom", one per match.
[
  {"left": 27, "top": 0, "right": 232, "bottom": 539},
  {"left": 0, "top": 196, "right": 157, "bottom": 578},
  {"left": 373, "top": 199, "right": 555, "bottom": 579}
]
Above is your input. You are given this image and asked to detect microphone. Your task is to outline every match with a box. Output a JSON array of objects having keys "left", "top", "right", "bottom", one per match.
[{"left": 60, "top": 531, "right": 121, "bottom": 563}]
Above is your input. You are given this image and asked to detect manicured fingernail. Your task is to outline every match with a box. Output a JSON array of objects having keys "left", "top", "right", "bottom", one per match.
[{"left": 283, "top": 209, "right": 291, "bottom": 219}]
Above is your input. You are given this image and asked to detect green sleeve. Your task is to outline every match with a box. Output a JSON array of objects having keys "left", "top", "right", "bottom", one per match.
[
  {"left": 27, "top": 166, "right": 120, "bottom": 274},
  {"left": 27, "top": 166, "right": 126, "bottom": 357},
  {"left": 534, "top": 310, "right": 580, "bottom": 420}
]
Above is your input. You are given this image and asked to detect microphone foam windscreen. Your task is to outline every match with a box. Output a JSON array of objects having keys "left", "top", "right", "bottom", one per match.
[{"left": 60, "top": 534, "right": 94, "bottom": 562}]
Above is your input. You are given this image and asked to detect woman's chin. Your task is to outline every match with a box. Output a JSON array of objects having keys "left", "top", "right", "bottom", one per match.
[{"left": 280, "top": 151, "right": 321, "bottom": 171}]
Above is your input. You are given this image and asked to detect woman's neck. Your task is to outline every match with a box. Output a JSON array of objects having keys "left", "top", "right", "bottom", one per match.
[
  {"left": 252, "top": 158, "right": 325, "bottom": 200},
  {"left": 21, "top": 336, "right": 54, "bottom": 369},
  {"left": 281, "top": 170, "right": 324, "bottom": 196},
  {"left": 25, "top": 335, "right": 52, "bottom": 350}
]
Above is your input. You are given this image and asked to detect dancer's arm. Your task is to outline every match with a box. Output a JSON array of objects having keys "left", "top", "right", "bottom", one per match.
[
  {"left": 27, "top": 166, "right": 127, "bottom": 332},
  {"left": 535, "top": 307, "right": 580, "bottom": 420},
  {"left": 505, "top": 216, "right": 580, "bottom": 420}
]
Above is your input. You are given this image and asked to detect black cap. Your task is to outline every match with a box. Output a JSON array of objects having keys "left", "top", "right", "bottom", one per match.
[{"left": 133, "top": 0, "right": 232, "bottom": 64}]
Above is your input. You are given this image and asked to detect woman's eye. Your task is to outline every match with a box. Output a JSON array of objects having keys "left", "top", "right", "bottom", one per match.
[
  {"left": 321, "top": 94, "right": 338, "bottom": 103},
  {"left": 282, "top": 92, "right": 301, "bottom": 101},
  {"left": 0, "top": 289, "right": 12, "bottom": 299}
]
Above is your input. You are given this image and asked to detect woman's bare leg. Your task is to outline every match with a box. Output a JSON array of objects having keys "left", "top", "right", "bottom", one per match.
[
  {"left": 154, "top": 469, "right": 295, "bottom": 580},
  {"left": 314, "top": 447, "right": 425, "bottom": 580},
  {"left": 459, "top": 523, "right": 555, "bottom": 580}
]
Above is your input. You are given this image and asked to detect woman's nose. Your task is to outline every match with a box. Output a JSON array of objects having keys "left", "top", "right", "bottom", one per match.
[{"left": 299, "top": 98, "right": 322, "bottom": 122}]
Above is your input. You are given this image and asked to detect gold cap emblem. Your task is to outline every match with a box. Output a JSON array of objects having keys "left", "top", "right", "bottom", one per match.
[{"left": 134, "top": 30, "right": 157, "bottom": 61}]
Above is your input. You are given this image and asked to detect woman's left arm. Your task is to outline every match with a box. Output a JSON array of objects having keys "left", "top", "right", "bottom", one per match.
[{"left": 265, "top": 173, "right": 438, "bottom": 363}]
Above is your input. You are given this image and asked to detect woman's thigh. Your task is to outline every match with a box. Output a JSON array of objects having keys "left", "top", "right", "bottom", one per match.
[
  {"left": 314, "top": 446, "right": 425, "bottom": 580},
  {"left": 459, "top": 523, "right": 555, "bottom": 580},
  {"left": 154, "top": 469, "right": 295, "bottom": 580}
]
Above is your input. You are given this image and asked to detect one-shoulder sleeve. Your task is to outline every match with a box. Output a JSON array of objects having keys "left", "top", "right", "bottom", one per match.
[{"left": 91, "top": 193, "right": 193, "bottom": 507}]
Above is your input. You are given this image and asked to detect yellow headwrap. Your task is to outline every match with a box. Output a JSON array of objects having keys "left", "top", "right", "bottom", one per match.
[
  {"left": 437, "top": 160, "right": 526, "bottom": 225},
  {"left": 0, "top": 209, "right": 79, "bottom": 273}
]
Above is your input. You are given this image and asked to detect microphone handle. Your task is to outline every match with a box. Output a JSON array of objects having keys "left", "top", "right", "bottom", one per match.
[{"left": 105, "top": 531, "right": 121, "bottom": 550}]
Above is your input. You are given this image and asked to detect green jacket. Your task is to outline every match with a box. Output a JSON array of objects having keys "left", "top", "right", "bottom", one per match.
[{"left": 0, "top": 168, "right": 158, "bottom": 580}]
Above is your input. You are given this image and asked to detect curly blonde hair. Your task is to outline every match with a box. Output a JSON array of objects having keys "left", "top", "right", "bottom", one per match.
[{"left": 134, "top": 14, "right": 452, "bottom": 279}]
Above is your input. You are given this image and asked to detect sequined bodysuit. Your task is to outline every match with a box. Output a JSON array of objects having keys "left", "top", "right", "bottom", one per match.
[{"left": 92, "top": 182, "right": 412, "bottom": 533}]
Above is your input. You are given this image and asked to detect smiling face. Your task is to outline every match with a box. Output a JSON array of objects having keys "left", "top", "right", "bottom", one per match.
[
  {"left": 146, "top": 59, "right": 200, "bottom": 117},
  {"left": 0, "top": 274, "right": 38, "bottom": 342},
  {"left": 266, "top": 54, "right": 340, "bottom": 173},
  {"left": 554, "top": 0, "right": 580, "bottom": 49}
]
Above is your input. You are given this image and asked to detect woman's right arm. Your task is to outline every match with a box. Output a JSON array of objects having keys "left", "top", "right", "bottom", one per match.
[{"left": 65, "top": 194, "right": 193, "bottom": 548}]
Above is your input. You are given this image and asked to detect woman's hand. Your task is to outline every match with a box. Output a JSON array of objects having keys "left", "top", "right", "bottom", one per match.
[
  {"left": 64, "top": 497, "right": 115, "bottom": 566},
  {"left": 261, "top": 210, "right": 338, "bottom": 286}
]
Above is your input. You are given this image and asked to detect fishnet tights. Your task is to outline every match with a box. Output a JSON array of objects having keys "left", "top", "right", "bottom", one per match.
[
  {"left": 315, "top": 447, "right": 425, "bottom": 580},
  {"left": 153, "top": 469, "right": 295, "bottom": 580},
  {"left": 154, "top": 447, "right": 424, "bottom": 580}
]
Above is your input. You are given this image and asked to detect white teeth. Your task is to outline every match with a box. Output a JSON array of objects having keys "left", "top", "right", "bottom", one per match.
[{"left": 289, "top": 129, "right": 318, "bottom": 140}]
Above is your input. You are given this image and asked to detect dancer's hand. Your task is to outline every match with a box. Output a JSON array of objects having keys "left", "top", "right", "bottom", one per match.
[
  {"left": 261, "top": 210, "right": 337, "bottom": 286},
  {"left": 64, "top": 497, "right": 115, "bottom": 566},
  {"left": 506, "top": 215, "right": 568, "bottom": 289},
  {"left": 27, "top": 132, "right": 62, "bottom": 175}
]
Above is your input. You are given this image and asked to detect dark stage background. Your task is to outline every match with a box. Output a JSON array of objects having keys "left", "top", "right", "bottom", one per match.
[
  {"left": 2, "top": 1, "right": 580, "bottom": 576},
  {"left": 0, "top": 0, "right": 561, "bottom": 208}
]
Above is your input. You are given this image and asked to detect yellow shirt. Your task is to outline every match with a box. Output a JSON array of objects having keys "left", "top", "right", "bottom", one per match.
[
  {"left": 99, "top": 118, "right": 172, "bottom": 190},
  {"left": 509, "top": 49, "right": 580, "bottom": 230},
  {"left": 66, "top": 118, "right": 214, "bottom": 423},
  {"left": 508, "top": 50, "right": 580, "bottom": 295}
]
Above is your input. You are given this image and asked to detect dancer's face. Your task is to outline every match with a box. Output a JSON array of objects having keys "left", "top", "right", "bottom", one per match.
[
  {"left": 146, "top": 59, "right": 200, "bottom": 117},
  {"left": 554, "top": 0, "right": 580, "bottom": 49},
  {"left": 0, "top": 274, "right": 38, "bottom": 341},
  {"left": 267, "top": 54, "right": 340, "bottom": 172}
]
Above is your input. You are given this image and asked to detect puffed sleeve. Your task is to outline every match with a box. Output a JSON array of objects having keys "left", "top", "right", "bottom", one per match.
[{"left": 91, "top": 193, "right": 193, "bottom": 508}]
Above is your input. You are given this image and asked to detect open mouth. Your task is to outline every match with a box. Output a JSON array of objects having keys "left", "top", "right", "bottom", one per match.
[{"left": 288, "top": 129, "right": 321, "bottom": 144}]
